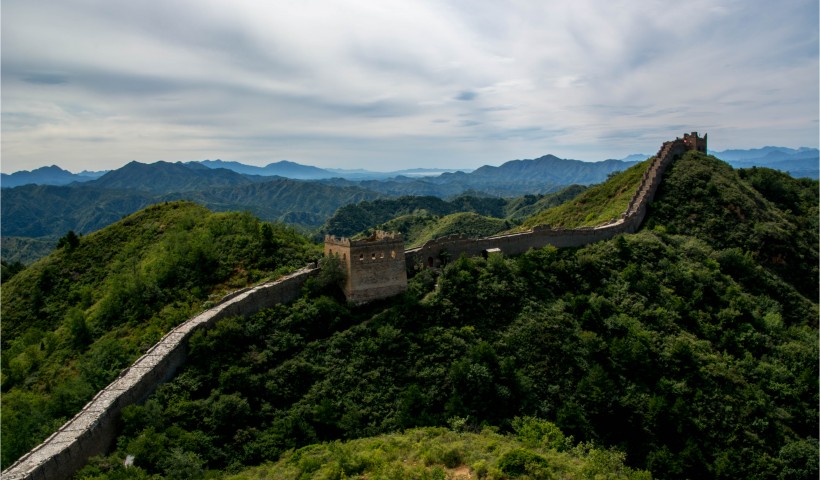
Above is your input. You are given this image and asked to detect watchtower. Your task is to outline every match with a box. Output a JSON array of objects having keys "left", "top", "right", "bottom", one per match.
[
  {"left": 324, "top": 231, "right": 407, "bottom": 303},
  {"left": 682, "top": 131, "right": 707, "bottom": 153}
]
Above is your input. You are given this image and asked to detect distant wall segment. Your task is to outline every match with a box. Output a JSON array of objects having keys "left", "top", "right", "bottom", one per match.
[
  {"left": 2, "top": 267, "right": 318, "bottom": 480},
  {"left": 405, "top": 132, "right": 705, "bottom": 269}
]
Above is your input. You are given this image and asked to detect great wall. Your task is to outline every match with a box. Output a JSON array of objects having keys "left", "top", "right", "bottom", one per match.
[{"left": 3, "top": 132, "right": 705, "bottom": 480}]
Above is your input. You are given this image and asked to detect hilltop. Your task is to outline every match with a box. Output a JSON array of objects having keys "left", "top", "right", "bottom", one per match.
[
  {"left": 25, "top": 150, "right": 813, "bottom": 480},
  {"left": 0, "top": 202, "right": 320, "bottom": 466}
]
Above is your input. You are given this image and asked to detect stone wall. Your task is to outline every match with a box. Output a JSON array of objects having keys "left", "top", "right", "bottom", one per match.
[
  {"left": 325, "top": 231, "right": 407, "bottom": 303},
  {"left": 405, "top": 132, "right": 703, "bottom": 268},
  {"left": 2, "top": 267, "right": 318, "bottom": 480}
]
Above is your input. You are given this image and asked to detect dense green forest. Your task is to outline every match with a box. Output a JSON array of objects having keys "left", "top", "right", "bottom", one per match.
[
  {"left": 0, "top": 202, "right": 321, "bottom": 467},
  {"left": 3, "top": 152, "right": 817, "bottom": 479},
  {"left": 59, "top": 152, "right": 818, "bottom": 479},
  {"left": 322, "top": 186, "right": 586, "bottom": 242}
]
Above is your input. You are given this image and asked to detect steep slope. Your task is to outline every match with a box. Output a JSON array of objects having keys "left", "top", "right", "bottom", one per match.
[
  {"left": 648, "top": 152, "right": 819, "bottom": 300},
  {"left": 516, "top": 158, "right": 652, "bottom": 229},
  {"left": 0, "top": 202, "right": 320, "bottom": 467},
  {"left": 82, "top": 230, "right": 817, "bottom": 479}
]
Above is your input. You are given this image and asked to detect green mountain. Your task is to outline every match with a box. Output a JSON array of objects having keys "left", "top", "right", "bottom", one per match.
[
  {"left": 316, "top": 154, "right": 630, "bottom": 199},
  {"left": 55, "top": 150, "right": 818, "bottom": 480},
  {"left": 516, "top": 158, "right": 652, "bottom": 230},
  {"left": 1, "top": 179, "right": 383, "bottom": 242},
  {"left": 322, "top": 186, "right": 586, "bottom": 241},
  {"left": 1, "top": 236, "right": 60, "bottom": 266},
  {"left": 167, "top": 178, "right": 383, "bottom": 230},
  {"left": 90, "top": 161, "right": 257, "bottom": 194},
  {"left": 380, "top": 211, "right": 510, "bottom": 248},
  {"left": 0, "top": 202, "right": 321, "bottom": 467},
  {"left": 648, "top": 154, "right": 819, "bottom": 300}
]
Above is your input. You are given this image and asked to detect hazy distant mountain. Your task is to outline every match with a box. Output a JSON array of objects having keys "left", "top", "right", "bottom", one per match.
[
  {"left": 197, "top": 159, "right": 335, "bottom": 179},
  {"left": 90, "top": 161, "right": 257, "bottom": 193},
  {"left": 317, "top": 155, "right": 640, "bottom": 197},
  {"left": 713, "top": 147, "right": 818, "bottom": 179},
  {"left": 463, "top": 154, "right": 636, "bottom": 185},
  {"left": 1, "top": 165, "right": 104, "bottom": 188}
]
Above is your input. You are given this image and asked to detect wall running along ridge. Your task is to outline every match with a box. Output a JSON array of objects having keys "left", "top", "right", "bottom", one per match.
[
  {"left": 404, "top": 132, "right": 705, "bottom": 269},
  {"left": 2, "top": 267, "right": 318, "bottom": 480},
  {"left": 4, "top": 132, "right": 705, "bottom": 479}
]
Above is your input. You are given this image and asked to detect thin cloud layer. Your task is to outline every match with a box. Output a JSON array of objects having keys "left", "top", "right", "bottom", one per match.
[{"left": 2, "top": 0, "right": 817, "bottom": 172}]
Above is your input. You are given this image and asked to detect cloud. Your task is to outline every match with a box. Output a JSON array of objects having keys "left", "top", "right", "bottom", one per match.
[
  {"left": 455, "top": 91, "right": 478, "bottom": 101},
  {"left": 1, "top": 0, "right": 817, "bottom": 172}
]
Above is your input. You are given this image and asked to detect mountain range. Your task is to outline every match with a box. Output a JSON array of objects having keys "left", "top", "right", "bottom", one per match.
[
  {"left": 3, "top": 146, "right": 816, "bottom": 190},
  {"left": 2, "top": 146, "right": 817, "bottom": 265}
]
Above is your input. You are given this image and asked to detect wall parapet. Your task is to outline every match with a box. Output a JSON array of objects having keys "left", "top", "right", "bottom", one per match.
[
  {"left": 2, "top": 266, "right": 319, "bottom": 480},
  {"left": 406, "top": 132, "right": 704, "bottom": 268}
]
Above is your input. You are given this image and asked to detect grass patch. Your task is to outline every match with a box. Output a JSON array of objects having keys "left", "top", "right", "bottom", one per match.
[{"left": 515, "top": 159, "right": 652, "bottom": 230}]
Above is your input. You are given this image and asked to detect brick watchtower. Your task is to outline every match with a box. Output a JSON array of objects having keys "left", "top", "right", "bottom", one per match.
[
  {"left": 682, "top": 131, "right": 707, "bottom": 153},
  {"left": 324, "top": 231, "right": 408, "bottom": 303}
]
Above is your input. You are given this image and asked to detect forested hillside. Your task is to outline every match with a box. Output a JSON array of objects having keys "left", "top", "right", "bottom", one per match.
[
  {"left": 322, "top": 186, "right": 585, "bottom": 242},
  {"left": 65, "top": 152, "right": 818, "bottom": 480},
  {"left": 0, "top": 202, "right": 321, "bottom": 467},
  {"left": 649, "top": 155, "right": 819, "bottom": 300}
]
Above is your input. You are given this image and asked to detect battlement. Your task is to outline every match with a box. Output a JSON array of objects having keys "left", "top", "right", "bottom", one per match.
[
  {"left": 325, "top": 230, "right": 404, "bottom": 248},
  {"left": 324, "top": 230, "right": 407, "bottom": 303}
]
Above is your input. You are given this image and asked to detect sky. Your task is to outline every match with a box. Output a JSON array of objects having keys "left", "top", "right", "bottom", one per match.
[{"left": 2, "top": 0, "right": 818, "bottom": 173}]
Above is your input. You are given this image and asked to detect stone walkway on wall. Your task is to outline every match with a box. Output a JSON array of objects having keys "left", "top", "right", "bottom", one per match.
[{"left": 2, "top": 266, "right": 318, "bottom": 480}]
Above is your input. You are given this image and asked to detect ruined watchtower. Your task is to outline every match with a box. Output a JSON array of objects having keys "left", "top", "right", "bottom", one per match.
[
  {"left": 324, "top": 231, "right": 407, "bottom": 303},
  {"left": 682, "top": 131, "right": 707, "bottom": 153}
]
